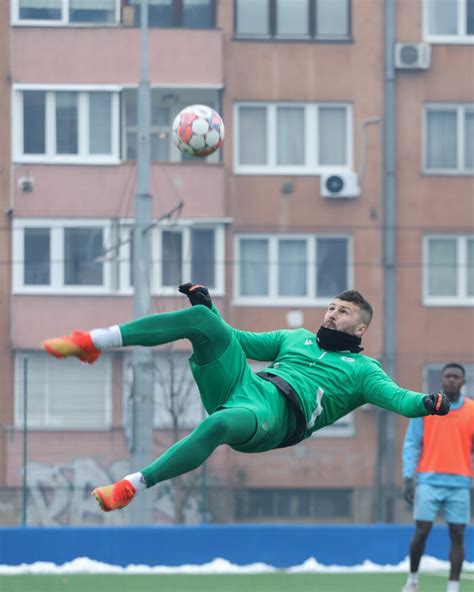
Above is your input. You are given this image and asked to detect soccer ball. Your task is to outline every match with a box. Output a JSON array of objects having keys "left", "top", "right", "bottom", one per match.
[{"left": 172, "top": 105, "right": 225, "bottom": 157}]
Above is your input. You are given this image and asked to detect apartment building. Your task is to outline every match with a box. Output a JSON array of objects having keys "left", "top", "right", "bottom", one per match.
[{"left": 3, "top": 0, "right": 473, "bottom": 525}]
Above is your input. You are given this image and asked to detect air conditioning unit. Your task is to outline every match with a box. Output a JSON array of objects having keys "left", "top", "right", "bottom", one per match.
[
  {"left": 395, "top": 42, "right": 431, "bottom": 70},
  {"left": 320, "top": 171, "right": 360, "bottom": 199}
]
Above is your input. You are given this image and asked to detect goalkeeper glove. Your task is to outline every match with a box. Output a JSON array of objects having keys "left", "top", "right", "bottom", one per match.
[
  {"left": 423, "top": 392, "right": 450, "bottom": 416},
  {"left": 403, "top": 477, "right": 415, "bottom": 506},
  {"left": 178, "top": 283, "right": 212, "bottom": 310}
]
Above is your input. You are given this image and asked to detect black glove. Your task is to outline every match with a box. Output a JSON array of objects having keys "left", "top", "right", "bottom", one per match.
[
  {"left": 178, "top": 283, "right": 212, "bottom": 309},
  {"left": 403, "top": 477, "right": 415, "bottom": 506},
  {"left": 423, "top": 392, "right": 450, "bottom": 416}
]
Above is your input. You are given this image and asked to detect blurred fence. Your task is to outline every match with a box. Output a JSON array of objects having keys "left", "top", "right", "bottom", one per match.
[{"left": 0, "top": 350, "right": 473, "bottom": 526}]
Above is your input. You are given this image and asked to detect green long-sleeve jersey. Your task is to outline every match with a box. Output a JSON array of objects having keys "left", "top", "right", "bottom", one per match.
[{"left": 216, "top": 309, "right": 428, "bottom": 436}]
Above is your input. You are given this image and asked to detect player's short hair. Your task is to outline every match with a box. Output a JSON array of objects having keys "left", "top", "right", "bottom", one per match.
[
  {"left": 441, "top": 362, "right": 465, "bottom": 377},
  {"left": 335, "top": 290, "right": 373, "bottom": 325}
]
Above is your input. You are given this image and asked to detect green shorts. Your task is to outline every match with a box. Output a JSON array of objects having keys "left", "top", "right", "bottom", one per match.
[{"left": 189, "top": 334, "right": 295, "bottom": 453}]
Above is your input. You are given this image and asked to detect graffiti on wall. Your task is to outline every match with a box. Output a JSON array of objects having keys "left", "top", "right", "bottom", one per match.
[{"left": 23, "top": 457, "right": 202, "bottom": 526}]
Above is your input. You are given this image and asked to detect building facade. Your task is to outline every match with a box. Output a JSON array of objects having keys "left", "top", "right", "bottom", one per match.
[{"left": 2, "top": 0, "right": 473, "bottom": 525}]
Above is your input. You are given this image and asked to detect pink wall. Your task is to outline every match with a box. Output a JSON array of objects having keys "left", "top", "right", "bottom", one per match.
[
  {"left": 12, "top": 27, "right": 223, "bottom": 85},
  {"left": 13, "top": 163, "right": 225, "bottom": 219}
]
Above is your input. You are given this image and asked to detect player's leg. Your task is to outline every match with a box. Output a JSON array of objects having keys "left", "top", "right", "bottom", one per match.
[
  {"left": 402, "top": 482, "right": 438, "bottom": 591},
  {"left": 92, "top": 407, "right": 256, "bottom": 512},
  {"left": 447, "top": 523, "right": 465, "bottom": 587},
  {"left": 408, "top": 520, "right": 433, "bottom": 572},
  {"left": 401, "top": 520, "right": 433, "bottom": 591},
  {"left": 43, "top": 305, "right": 231, "bottom": 366},
  {"left": 443, "top": 486, "right": 470, "bottom": 591}
]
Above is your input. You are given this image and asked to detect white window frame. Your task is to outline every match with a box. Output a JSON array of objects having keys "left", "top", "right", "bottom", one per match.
[
  {"left": 14, "top": 351, "right": 112, "bottom": 430},
  {"left": 423, "top": 103, "right": 474, "bottom": 174},
  {"left": 11, "top": 0, "right": 121, "bottom": 26},
  {"left": 13, "top": 218, "right": 113, "bottom": 294},
  {"left": 118, "top": 219, "right": 227, "bottom": 296},
  {"left": 12, "top": 84, "right": 121, "bottom": 164},
  {"left": 233, "top": 102, "right": 353, "bottom": 175},
  {"left": 423, "top": 234, "right": 474, "bottom": 306},
  {"left": 423, "top": 0, "right": 474, "bottom": 44},
  {"left": 233, "top": 233, "right": 353, "bottom": 306}
]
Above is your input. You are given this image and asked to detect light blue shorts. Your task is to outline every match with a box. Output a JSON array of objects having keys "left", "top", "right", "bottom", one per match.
[{"left": 414, "top": 483, "right": 471, "bottom": 524}]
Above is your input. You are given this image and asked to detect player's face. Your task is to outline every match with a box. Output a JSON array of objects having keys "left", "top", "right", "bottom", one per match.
[
  {"left": 323, "top": 299, "right": 368, "bottom": 337},
  {"left": 441, "top": 367, "right": 464, "bottom": 399}
]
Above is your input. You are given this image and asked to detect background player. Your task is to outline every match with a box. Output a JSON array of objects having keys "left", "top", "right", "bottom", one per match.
[{"left": 401, "top": 363, "right": 474, "bottom": 592}]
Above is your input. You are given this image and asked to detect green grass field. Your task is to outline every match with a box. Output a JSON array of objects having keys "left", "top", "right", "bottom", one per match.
[{"left": 2, "top": 573, "right": 472, "bottom": 592}]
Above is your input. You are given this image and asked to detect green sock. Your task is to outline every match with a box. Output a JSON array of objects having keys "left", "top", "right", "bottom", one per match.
[{"left": 141, "top": 408, "right": 257, "bottom": 487}]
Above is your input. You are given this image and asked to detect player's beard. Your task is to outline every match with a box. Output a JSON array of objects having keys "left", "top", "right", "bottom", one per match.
[{"left": 316, "top": 326, "right": 363, "bottom": 353}]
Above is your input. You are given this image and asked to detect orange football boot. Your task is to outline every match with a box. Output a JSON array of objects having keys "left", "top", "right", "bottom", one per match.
[
  {"left": 91, "top": 480, "right": 136, "bottom": 512},
  {"left": 42, "top": 330, "right": 101, "bottom": 364}
]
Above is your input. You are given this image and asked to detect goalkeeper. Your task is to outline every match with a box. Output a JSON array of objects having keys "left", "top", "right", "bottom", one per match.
[{"left": 42, "top": 285, "right": 450, "bottom": 512}]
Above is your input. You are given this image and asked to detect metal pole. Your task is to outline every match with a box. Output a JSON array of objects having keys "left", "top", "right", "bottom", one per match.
[
  {"left": 383, "top": 0, "right": 397, "bottom": 523},
  {"left": 129, "top": 0, "right": 155, "bottom": 524},
  {"left": 22, "top": 355, "right": 28, "bottom": 526}
]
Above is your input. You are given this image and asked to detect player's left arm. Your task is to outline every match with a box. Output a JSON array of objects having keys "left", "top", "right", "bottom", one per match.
[{"left": 360, "top": 364, "right": 449, "bottom": 417}]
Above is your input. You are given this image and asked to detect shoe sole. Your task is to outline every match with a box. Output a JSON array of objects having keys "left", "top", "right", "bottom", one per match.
[
  {"left": 42, "top": 340, "right": 81, "bottom": 359},
  {"left": 43, "top": 339, "right": 100, "bottom": 364},
  {"left": 91, "top": 489, "right": 109, "bottom": 512}
]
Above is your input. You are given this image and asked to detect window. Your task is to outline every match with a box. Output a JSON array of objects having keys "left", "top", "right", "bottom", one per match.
[
  {"left": 424, "top": 104, "right": 474, "bottom": 173},
  {"left": 424, "top": 235, "right": 474, "bottom": 305},
  {"left": 158, "top": 226, "right": 221, "bottom": 291},
  {"left": 424, "top": 363, "right": 474, "bottom": 398},
  {"left": 118, "top": 222, "right": 225, "bottom": 295},
  {"left": 234, "top": 103, "right": 352, "bottom": 174},
  {"left": 13, "top": 219, "right": 112, "bottom": 294},
  {"left": 14, "top": 87, "right": 120, "bottom": 164},
  {"left": 235, "top": 234, "right": 351, "bottom": 304},
  {"left": 14, "top": 0, "right": 119, "bottom": 24},
  {"left": 24, "top": 228, "right": 50, "bottom": 285},
  {"left": 424, "top": 0, "right": 474, "bottom": 42},
  {"left": 64, "top": 227, "right": 104, "bottom": 286},
  {"left": 235, "top": 488, "right": 353, "bottom": 520},
  {"left": 128, "top": 0, "right": 215, "bottom": 29},
  {"left": 14, "top": 352, "right": 111, "bottom": 429},
  {"left": 122, "top": 87, "right": 222, "bottom": 162},
  {"left": 235, "top": 0, "right": 350, "bottom": 39}
]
